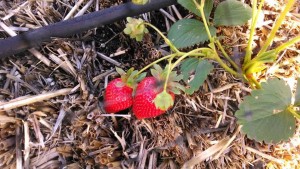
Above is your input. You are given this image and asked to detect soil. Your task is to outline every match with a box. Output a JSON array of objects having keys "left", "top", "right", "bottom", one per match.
[{"left": 0, "top": 0, "right": 299, "bottom": 169}]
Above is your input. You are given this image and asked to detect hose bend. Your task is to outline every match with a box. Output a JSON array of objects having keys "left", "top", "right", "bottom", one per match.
[{"left": 0, "top": 0, "right": 177, "bottom": 59}]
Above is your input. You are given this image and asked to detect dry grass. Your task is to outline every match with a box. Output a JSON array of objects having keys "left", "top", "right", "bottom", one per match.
[{"left": 0, "top": 0, "right": 299, "bottom": 168}]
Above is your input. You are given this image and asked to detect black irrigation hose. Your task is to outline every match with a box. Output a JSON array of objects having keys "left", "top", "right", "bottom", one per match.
[{"left": 0, "top": 0, "right": 177, "bottom": 59}]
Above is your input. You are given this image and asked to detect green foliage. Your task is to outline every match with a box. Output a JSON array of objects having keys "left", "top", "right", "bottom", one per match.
[
  {"left": 213, "top": 0, "right": 252, "bottom": 26},
  {"left": 241, "top": 110, "right": 295, "bottom": 144},
  {"left": 168, "top": 19, "right": 216, "bottom": 48},
  {"left": 180, "top": 58, "right": 213, "bottom": 95},
  {"left": 171, "top": 0, "right": 252, "bottom": 48},
  {"left": 177, "top": 0, "right": 213, "bottom": 20},
  {"left": 236, "top": 79, "right": 296, "bottom": 143},
  {"left": 122, "top": 0, "right": 300, "bottom": 144}
]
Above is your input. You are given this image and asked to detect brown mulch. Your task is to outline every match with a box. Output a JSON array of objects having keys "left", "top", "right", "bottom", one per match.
[{"left": 0, "top": 0, "right": 299, "bottom": 169}]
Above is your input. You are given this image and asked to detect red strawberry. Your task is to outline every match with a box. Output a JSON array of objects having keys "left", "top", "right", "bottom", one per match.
[
  {"left": 103, "top": 67, "right": 146, "bottom": 113},
  {"left": 132, "top": 77, "right": 175, "bottom": 119},
  {"left": 103, "top": 78, "right": 133, "bottom": 113}
]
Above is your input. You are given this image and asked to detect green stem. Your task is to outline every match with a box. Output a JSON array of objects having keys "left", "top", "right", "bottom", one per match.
[
  {"left": 213, "top": 55, "right": 238, "bottom": 76},
  {"left": 288, "top": 106, "right": 300, "bottom": 119},
  {"left": 144, "top": 23, "right": 180, "bottom": 53},
  {"left": 247, "top": 74, "right": 261, "bottom": 89},
  {"left": 171, "top": 48, "right": 212, "bottom": 70},
  {"left": 136, "top": 53, "right": 177, "bottom": 76},
  {"left": 194, "top": 0, "right": 239, "bottom": 76},
  {"left": 194, "top": 0, "right": 213, "bottom": 42},
  {"left": 215, "top": 40, "right": 239, "bottom": 70},
  {"left": 275, "top": 35, "right": 300, "bottom": 53},
  {"left": 164, "top": 59, "right": 172, "bottom": 91},
  {"left": 257, "top": 0, "right": 296, "bottom": 56},
  {"left": 244, "top": 0, "right": 265, "bottom": 64}
]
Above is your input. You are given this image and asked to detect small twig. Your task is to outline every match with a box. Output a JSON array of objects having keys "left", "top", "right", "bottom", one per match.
[
  {"left": 0, "top": 88, "right": 72, "bottom": 111},
  {"left": 109, "top": 49, "right": 128, "bottom": 57},
  {"left": 213, "top": 125, "right": 242, "bottom": 159},
  {"left": 74, "top": 0, "right": 94, "bottom": 17},
  {"left": 2, "top": 1, "right": 29, "bottom": 20},
  {"left": 181, "top": 137, "right": 230, "bottom": 169},
  {"left": 171, "top": 5, "right": 182, "bottom": 19},
  {"left": 97, "top": 52, "right": 122, "bottom": 66},
  {"left": 16, "top": 125, "right": 22, "bottom": 169},
  {"left": 245, "top": 146, "right": 283, "bottom": 164},
  {"left": 24, "top": 121, "right": 30, "bottom": 169},
  {"left": 159, "top": 9, "right": 176, "bottom": 22},
  {"left": 6, "top": 74, "right": 40, "bottom": 94},
  {"left": 64, "top": 0, "right": 85, "bottom": 20}
]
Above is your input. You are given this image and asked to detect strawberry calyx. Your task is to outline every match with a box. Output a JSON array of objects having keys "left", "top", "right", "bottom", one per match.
[
  {"left": 154, "top": 91, "right": 174, "bottom": 111},
  {"left": 116, "top": 67, "right": 146, "bottom": 89},
  {"left": 150, "top": 64, "right": 184, "bottom": 110}
]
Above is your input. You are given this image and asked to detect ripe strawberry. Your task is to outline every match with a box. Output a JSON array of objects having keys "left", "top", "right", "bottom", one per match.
[
  {"left": 103, "top": 78, "right": 133, "bottom": 113},
  {"left": 132, "top": 65, "right": 184, "bottom": 119},
  {"left": 103, "top": 68, "right": 146, "bottom": 113},
  {"left": 133, "top": 77, "right": 175, "bottom": 119}
]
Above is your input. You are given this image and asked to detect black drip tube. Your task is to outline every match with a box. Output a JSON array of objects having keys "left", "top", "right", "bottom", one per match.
[{"left": 0, "top": 0, "right": 177, "bottom": 59}]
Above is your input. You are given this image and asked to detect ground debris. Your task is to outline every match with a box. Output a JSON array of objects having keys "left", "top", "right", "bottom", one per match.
[{"left": 0, "top": 0, "right": 299, "bottom": 168}]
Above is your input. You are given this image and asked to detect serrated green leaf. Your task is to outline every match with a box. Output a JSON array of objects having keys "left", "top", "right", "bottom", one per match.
[
  {"left": 168, "top": 19, "right": 216, "bottom": 48},
  {"left": 235, "top": 78, "right": 295, "bottom": 143},
  {"left": 177, "top": 0, "right": 213, "bottom": 20},
  {"left": 241, "top": 110, "right": 295, "bottom": 144},
  {"left": 180, "top": 58, "right": 213, "bottom": 95},
  {"left": 214, "top": 0, "right": 252, "bottom": 26},
  {"left": 294, "top": 78, "right": 300, "bottom": 106}
]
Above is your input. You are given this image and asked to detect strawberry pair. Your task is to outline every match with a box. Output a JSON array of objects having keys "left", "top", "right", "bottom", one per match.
[{"left": 103, "top": 65, "right": 183, "bottom": 119}]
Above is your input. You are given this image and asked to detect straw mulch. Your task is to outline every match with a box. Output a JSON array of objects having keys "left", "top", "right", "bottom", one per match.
[{"left": 0, "top": 0, "right": 299, "bottom": 168}]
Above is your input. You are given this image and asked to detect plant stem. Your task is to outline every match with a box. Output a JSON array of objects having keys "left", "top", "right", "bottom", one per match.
[
  {"left": 288, "top": 106, "right": 300, "bottom": 119},
  {"left": 213, "top": 55, "right": 238, "bottom": 76},
  {"left": 136, "top": 53, "right": 177, "bottom": 75},
  {"left": 275, "top": 35, "right": 300, "bottom": 53},
  {"left": 164, "top": 60, "right": 172, "bottom": 91},
  {"left": 215, "top": 40, "right": 239, "bottom": 70},
  {"left": 194, "top": 0, "right": 213, "bottom": 42},
  {"left": 257, "top": 0, "right": 296, "bottom": 56},
  {"left": 144, "top": 23, "right": 180, "bottom": 53},
  {"left": 244, "top": 0, "right": 265, "bottom": 64},
  {"left": 171, "top": 48, "right": 212, "bottom": 70},
  {"left": 247, "top": 74, "right": 261, "bottom": 89}
]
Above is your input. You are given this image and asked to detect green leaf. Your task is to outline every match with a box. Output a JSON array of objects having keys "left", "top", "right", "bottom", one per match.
[
  {"left": 241, "top": 110, "right": 295, "bottom": 144},
  {"left": 294, "top": 78, "right": 300, "bottom": 106},
  {"left": 214, "top": 0, "right": 252, "bottom": 26},
  {"left": 177, "top": 0, "right": 213, "bottom": 20},
  {"left": 168, "top": 19, "right": 216, "bottom": 48},
  {"left": 235, "top": 78, "right": 295, "bottom": 143},
  {"left": 180, "top": 58, "right": 213, "bottom": 95}
]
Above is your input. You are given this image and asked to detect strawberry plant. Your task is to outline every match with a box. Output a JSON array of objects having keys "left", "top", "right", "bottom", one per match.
[{"left": 104, "top": 0, "right": 300, "bottom": 143}]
